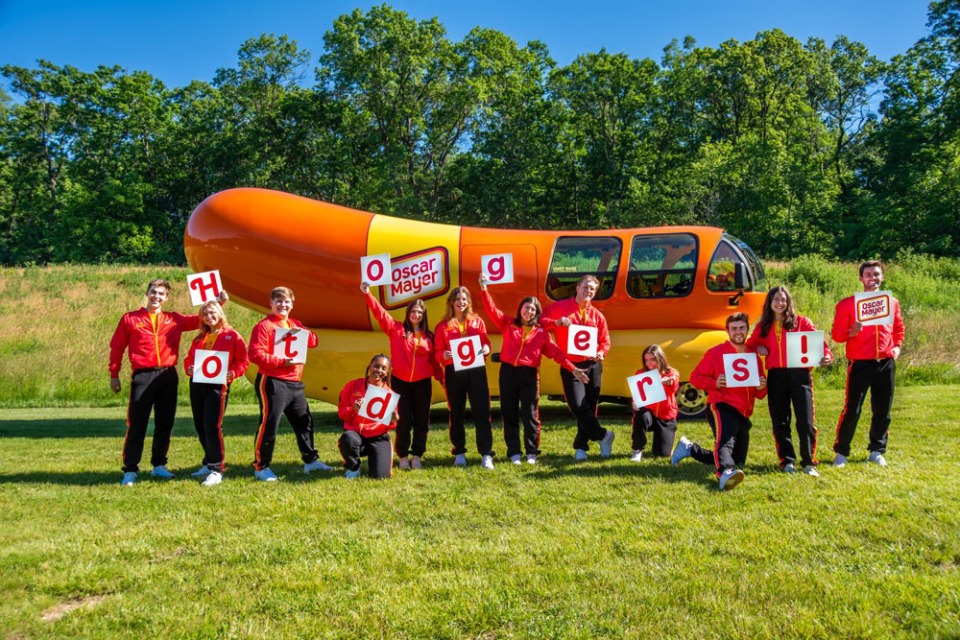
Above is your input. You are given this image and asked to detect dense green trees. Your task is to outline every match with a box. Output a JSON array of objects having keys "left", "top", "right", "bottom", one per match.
[{"left": 1, "top": 3, "right": 958, "bottom": 264}]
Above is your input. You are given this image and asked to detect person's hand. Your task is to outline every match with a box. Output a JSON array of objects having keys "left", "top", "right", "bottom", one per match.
[
  {"left": 892, "top": 346, "right": 901, "bottom": 360},
  {"left": 573, "top": 369, "right": 589, "bottom": 384},
  {"left": 594, "top": 352, "right": 605, "bottom": 362},
  {"left": 848, "top": 322, "right": 863, "bottom": 338},
  {"left": 661, "top": 376, "right": 672, "bottom": 384},
  {"left": 481, "top": 345, "right": 490, "bottom": 357},
  {"left": 218, "top": 290, "right": 229, "bottom": 305},
  {"left": 478, "top": 274, "right": 488, "bottom": 290},
  {"left": 557, "top": 317, "right": 572, "bottom": 327},
  {"left": 443, "top": 350, "right": 453, "bottom": 361},
  {"left": 820, "top": 353, "right": 833, "bottom": 366},
  {"left": 716, "top": 374, "right": 727, "bottom": 389},
  {"left": 360, "top": 282, "right": 370, "bottom": 294},
  {"left": 758, "top": 375, "right": 767, "bottom": 390},
  {"left": 226, "top": 371, "right": 235, "bottom": 383},
  {"left": 110, "top": 378, "right": 121, "bottom": 394},
  {"left": 354, "top": 398, "right": 364, "bottom": 411},
  {"left": 756, "top": 346, "right": 769, "bottom": 357},
  {"left": 186, "top": 365, "right": 194, "bottom": 376},
  {"left": 283, "top": 358, "right": 297, "bottom": 367}
]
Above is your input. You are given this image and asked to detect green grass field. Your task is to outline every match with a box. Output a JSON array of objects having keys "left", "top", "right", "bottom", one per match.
[{"left": 2, "top": 388, "right": 958, "bottom": 639}]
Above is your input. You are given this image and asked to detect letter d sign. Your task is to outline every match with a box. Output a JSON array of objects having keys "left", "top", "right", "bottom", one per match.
[{"left": 360, "top": 385, "right": 400, "bottom": 425}]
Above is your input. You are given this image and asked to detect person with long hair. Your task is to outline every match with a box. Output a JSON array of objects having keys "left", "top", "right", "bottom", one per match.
[
  {"left": 479, "top": 276, "right": 588, "bottom": 464},
  {"left": 747, "top": 285, "right": 832, "bottom": 476},
  {"left": 337, "top": 354, "right": 398, "bottom": 479},
  {"left": 183, "top": 300, "right": 248, "bottom": 486},
  {"left": 434, "top": 286, "right": 494, "bottom": 468},
  {"left": 361, "top": 284, "right": 441, "bottom": 470},
  {"left": 542, "top": 275, "right": 614, "bottom": 461},
  {"left": 629, "top": 344, "right": 680, "bottom": 462}
]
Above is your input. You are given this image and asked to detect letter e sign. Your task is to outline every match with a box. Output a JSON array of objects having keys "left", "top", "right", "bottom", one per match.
[{"left": 567, "top": 325, "right": 598, "bottom": 358}]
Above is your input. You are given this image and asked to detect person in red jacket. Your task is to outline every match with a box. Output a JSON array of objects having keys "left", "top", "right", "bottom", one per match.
[
  {"left": 434, "top": 286, "right": 494, "bottom": 469},
  {"left": 629, "top": 344, "right": 680, "bottom": 462},
  {"left": 337, "top": 354, "right": 399, "bottom": 479},
  {"left": 831, "top": 261, "right": 905, "bottom": 468},
  {"left": 672, "top": 313, "right": 767, "bottom": 490},
  {"left": 183, "top": 300, "right": 249, "bottom": 487},
  {"left": 541, "top": 275, "right": 614, "bottom": 461},
  {"left": 479, "top": 276, "right": 588, "bottom": 465},
  {"left": 109, "top": 278, "right": 227, "bottom": 487},
  {"left": 747, "top": 286, "right": 833, "bottom": 476},
  {"left": 248, "top": 286, "right": 332, "bottom": 481},
  {"left": 361, "top": 284, "right": 442, "bottom": 470}
]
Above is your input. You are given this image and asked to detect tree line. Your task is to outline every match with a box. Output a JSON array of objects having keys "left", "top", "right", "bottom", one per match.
[{"left": 2, "top": 2, "right": 959, "bottom": 265}]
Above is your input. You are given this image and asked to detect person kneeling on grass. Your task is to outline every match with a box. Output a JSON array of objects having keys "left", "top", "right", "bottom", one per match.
[
  {"left": 671, "top": 313, "right": 767, "bottom": 491},
  {"left": 338, "top": 354, "right": 399, "bottom": 479},
  {"left": 630, "top": 344, "right": 679, "bottom": 462}
]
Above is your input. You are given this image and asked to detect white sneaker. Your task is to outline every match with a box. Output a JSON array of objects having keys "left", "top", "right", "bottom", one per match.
[
  {"left": 630, "top": 450, "right": 643, "bottom": 463},
  {"left": 191, "top": 466, "right": 212, "bottom": 478},
  {"left": 397, "top": 457, "right": 411, "bottom": 470},
  {"left": 345, "top": 467, "right": 361, "bottom": 479},
  {"left": 833, "top": 454, "right": 847, "bottom": 468},
  {"left": 803, "top": 465, "right": 820, "bottom": 477},
  {"left": 481, "top": 455, "right": 495, "bottom": 470},
  {"left": 201, "top": 471, "right": 223, "bottom": 487},
  {"left": 150, "top": 465, "right": 175, "bottom": 479},
  {"left": 410, "top": 456, "right": 422, "bottom": 470},
  {"left": 719, "top": 468, "right": 745, "bottom": 491},
  {"left": 303, "top": 459, "right": 333, "bottom": 474},
  {"left": 526, "top": 454, "right": 537, "bottom": 465},
  {"left": 782, "top": 463, "right": 796, "bottom": 473},
  {"left": 254, "top": 468, "right": 279, "bottom": 482},
  {"left": 510, "top": 454, "right": 522, "bottom": 465},
  {"left": 120, "top": 472, "right": 137, "bottom": 486},
  {"left": 868, "top": 451, "right": 888, "bottom": 467},
  {"left": 453, "top": 454, "right": 467, "bottom": 467},
  {"left": 574, "top": 449, "right": 588, "bottom": 462},
  {"left": 671, "top": 436, "right": 692, "bottom": 466},
  {"left": 599, "top": 430, "right": 616, "bottom": 458}
]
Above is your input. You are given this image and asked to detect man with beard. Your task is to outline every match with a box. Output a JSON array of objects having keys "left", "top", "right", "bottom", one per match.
[{"left": 671, "top": 313, "right": 767, "bottom": 490}]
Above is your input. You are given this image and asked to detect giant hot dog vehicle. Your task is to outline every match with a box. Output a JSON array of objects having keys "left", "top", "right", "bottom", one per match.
[{"left": 185, "top": 188, "right": 768, "bottom": 418}]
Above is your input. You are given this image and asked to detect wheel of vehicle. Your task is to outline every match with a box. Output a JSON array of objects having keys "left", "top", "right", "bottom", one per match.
[{"left": 676, "top": 381, "right": 707, "bottom": 420}]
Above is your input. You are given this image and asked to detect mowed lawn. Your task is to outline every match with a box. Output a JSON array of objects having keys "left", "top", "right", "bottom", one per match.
[{"left": 0, "top": 387, "right": 958, "bottom": 639}]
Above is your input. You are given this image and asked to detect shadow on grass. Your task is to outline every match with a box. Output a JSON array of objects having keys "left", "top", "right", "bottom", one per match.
[
  {"left": 0, "top": 414, "right": 346, "bottom": 438},
  {"left": 0, "top": 462, "right": 346, "bottom": 486}
]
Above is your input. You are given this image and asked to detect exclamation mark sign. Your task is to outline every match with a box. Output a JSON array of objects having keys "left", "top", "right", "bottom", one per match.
[{"left": 800, "top": 335, "right": 809, "bottom": 365}]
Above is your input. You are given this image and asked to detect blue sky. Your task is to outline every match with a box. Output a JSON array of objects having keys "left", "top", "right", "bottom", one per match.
[{"left": 0, "top": 0, "right": 933, "bottom": 89}]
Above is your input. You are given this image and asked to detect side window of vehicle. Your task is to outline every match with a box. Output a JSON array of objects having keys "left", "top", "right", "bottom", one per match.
[
  {"left": 706, "top": 240, "right": 745, "bottom": 292},
  {"left": 546, "top": 237, "right": 621, "bottom": 301},
  {"left": 626, "top": 234, "right": 698, "bottom": 299}
]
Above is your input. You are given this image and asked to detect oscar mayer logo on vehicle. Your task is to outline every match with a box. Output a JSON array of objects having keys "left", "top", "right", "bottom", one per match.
[{"left": 380, "top": 247, "right": 450, "bottom": 309}]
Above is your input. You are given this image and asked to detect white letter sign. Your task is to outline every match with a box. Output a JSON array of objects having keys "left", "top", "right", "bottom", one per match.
[
  {"left": 855, "top": 291, "right": 895, "bottom": 326},
  {"left": 186, "top": 270, "right": 223, "bottom": 306},
  {"left": 450, "top": 335, "right": 485, "bottom": 371},
  {"left": 273, "top": 328, "right": 308, "bottom": 364},
  {"left": 193, "top": 349, "right": 228, "bottom": 384},
  {"left": 481, "top": 253, "right": 514, "bottom": 284},
  {"left": 360, "top": 384, "right": 399, "bottom": 426},
  {"left": 786, "top": 331, "right": 825, "bottom": 368},
  {"left": 360, "top": 253, "right": 392, "bottom": 287},
  {"left": 627, "top": 370, "right": 667, "bottom": 409},
  {"left": 567, "top": 325, "right": 598, "bottom": 359},
  {"left": 723, "top": 352, "right": 760, "bottom": 388}
]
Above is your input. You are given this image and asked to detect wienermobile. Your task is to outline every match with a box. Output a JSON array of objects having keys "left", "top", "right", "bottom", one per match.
[{"left": 185, "top": 188, "right": 769, "bottom": 418}]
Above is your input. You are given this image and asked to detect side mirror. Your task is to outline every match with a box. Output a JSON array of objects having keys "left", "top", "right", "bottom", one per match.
[{"left": 734, "top": 263, "right": 748, "bottom": 290}]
